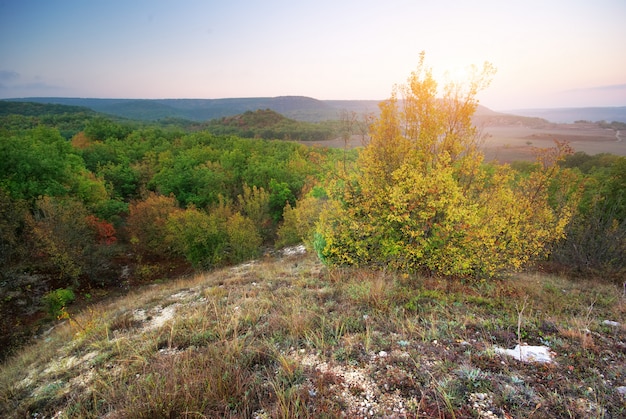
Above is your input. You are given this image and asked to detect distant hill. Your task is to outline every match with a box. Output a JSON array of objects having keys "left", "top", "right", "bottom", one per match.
[
  {"left": 2, "top": 96, "right": 519, "bottom": 124},
  {"left": 2, "top": 96, "right": 382, "bottom": 122},
  {"left": 8, "top": 96, "right": 620, "bottom": 126},
  {"left": 0, "top": 101, "right": 101, "bottom": 139},
  {"left": 0, "top": 100, "right": 95, "bottom": 117},
  {"left": 202, "top": 109, "right": 336, "bottom": 141},
  {"left": 472, "top": 111, "right": 551, "bottom": 128},
  {"left": 0, "top": 100, "right": 339, "bottom": 141},
  {"left": 505, "top": 107, "right": 626, "bottom": 124}
]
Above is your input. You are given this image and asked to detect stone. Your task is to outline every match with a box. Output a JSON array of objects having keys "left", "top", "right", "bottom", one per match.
[{"left": 494, "top": 344, "right": 554, "bottom": 364}]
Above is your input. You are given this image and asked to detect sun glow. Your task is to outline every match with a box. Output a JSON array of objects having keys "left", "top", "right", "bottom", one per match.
[
  {"left": 445, "top": 65, "right": 473, "bottom": 85},
  {"left": 424, "top": 59, "right": 496, "bottom": 98}
]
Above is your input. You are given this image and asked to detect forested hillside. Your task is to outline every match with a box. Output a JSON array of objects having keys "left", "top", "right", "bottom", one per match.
[
  {"left": 202, "top": 109, "right": 336, "bottom": 141},
  {"left": 3, "top": 96, "right": 380, "bottom": 122},
  {"left": 0, "top": 101, "right": 353, "bottom": 360},
  {"left": 1, "top": 96, "right": 624, "bottom": 368}
]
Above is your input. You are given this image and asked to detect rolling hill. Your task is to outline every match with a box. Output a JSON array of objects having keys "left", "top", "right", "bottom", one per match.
[
  {"left": 2, "top": 96, "right": 380, "bottom": 122},
  {"left": 4, "top": 96, "right": 625, "bottom": 124}
]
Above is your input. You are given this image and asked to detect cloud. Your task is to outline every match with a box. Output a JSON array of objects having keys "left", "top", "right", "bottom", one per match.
[
  {"left": 565, "top": 83, "right": 626, "bottom": 93},
  {"left": 19, "top": 81, "right": 65, "bottom": 91},
  {"left": 591, "top": 83, "right": 626, "bottom": 92},
  {"left": 0, "top": 70, "right": 20, "bottom": 82}
]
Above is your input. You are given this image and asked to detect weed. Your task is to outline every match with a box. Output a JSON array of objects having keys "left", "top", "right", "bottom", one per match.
[{"left": 456, "top": 365, "right": 491, "bottom": 392}]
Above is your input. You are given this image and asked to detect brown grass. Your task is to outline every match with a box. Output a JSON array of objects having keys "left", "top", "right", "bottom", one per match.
[{"left": 1, "top": 251, "right": 625, "bottom": 418}]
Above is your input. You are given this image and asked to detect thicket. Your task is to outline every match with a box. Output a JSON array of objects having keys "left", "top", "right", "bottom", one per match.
[
  {"left": 551, "top": 152, "right": 626, "bottom": 279},
  {"left": 0, "top": 107, "right": 351, "bottom": 358},
  {"left": 0, "top": 111, "right": 345, "bottom": 305}
]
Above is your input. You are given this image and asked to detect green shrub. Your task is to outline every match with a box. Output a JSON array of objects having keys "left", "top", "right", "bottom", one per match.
[
  {"left": 551, "top": 157, "right": 626, "bottom": 280},
  {"left": 167, "top": 205, "right": 228, "bottom": 268},
  {"left": 226, "top": 212, "right": 262, "bottom": 263},
  {"left": 42, "top": 288, "right": 75, "bottom": 319}
]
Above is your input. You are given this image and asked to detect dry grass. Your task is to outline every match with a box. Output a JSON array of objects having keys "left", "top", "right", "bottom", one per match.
[{"left": 1, "top": 250, "right": 625, "bottom": 418}]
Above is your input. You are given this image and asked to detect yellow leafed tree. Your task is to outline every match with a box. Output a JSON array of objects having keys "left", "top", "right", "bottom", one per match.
[{"left": 315, "top": 54, "right": 575, "bottom": 278}]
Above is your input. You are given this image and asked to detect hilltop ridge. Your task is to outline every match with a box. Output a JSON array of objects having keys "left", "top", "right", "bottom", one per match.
[
  {"left": 2, "top": 96, "right": 375, "bottom": 122},
  {"left": 0, "top": 96, "right": 534, "bottom": 123}
]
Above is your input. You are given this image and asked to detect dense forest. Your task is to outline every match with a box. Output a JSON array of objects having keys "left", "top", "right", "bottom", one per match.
[
  {"left": 0, "top": 96, "right": 624, "bottom": 362},
  {"left": 0, "top": 101, "right": 352, "bottom": 359}
]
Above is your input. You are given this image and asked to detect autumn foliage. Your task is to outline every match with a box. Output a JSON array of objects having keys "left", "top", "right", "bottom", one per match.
[
  {"left": 86, "top": 215, "right": 117, "bottom": 245},
  {"left": 314, "top": 55, "right": 577, "bottom": 278}
]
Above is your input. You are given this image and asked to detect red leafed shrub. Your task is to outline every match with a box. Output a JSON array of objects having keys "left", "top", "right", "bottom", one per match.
[{"left": 86, "top": 215, "right": 117, "bottom": 245}]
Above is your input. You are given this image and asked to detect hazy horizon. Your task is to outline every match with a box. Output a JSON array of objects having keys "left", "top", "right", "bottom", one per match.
[
  {"left": 1, "top": 0, "right": 625, "bottom": 110},
  {"left": 3, "top": 95, "right": 626, "bottom": 114}
]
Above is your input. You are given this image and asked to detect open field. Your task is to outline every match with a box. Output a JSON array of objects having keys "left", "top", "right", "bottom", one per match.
[
  {"left": 303, "top": 122, "right": 626, "bottom": 163},
  {"left": 480, "top": 123, "right": 626, "bottom": 163}
]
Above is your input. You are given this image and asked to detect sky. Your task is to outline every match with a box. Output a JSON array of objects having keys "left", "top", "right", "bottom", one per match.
[{"left": 1, "top": 0, "right": 625, "bottom": 111}]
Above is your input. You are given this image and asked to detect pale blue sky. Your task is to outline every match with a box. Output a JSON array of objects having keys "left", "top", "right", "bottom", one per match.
[{"left": 1, "top": 0, "right": 625, "bottom": 110}]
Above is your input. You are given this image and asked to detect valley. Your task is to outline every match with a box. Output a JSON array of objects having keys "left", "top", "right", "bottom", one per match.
[{"left": 302, "top": 121, "right": 626, "bottom": 163}]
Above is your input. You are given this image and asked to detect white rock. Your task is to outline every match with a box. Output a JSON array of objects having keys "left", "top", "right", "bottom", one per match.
[
  {"left": 281, "top": 244, "right": 306, "bottom": 256},
  {"left": 602, "top": 320, "right": 621, "bottom": 327},
  {"left": 617, "top": 386, "right": 626, "bottom": 396},
  {"left": 494, "top": 344, "right": 554, "bottom": 364}
]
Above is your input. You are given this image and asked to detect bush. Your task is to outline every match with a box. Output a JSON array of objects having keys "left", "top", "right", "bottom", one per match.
[
  {"left": 166, "top": 206, "right": 228, "bottom": 268},
  {"left": 276, "top": 203, "right": 301, "bottom": 248},
  {"left": 28, "top": 197, "right": 94, "bottom": 285},
  {"left": 226, "top": 212, "right": 262, "bottom": 263},
  {"left": 126, "top": 193, "right": 180, "bottom": 259},
  {"left": 315, "top": 56, "right": 576, "bottom": 278},
  {"left": 237, "top": 184, "right": 272, "bottom": 242},
  {"left": 42, "top": 288, "right": 75, "bottom": 319},
  {"left": 276, "top": 194, "right": 325, "bottom": 249},
  {"left": 550, "top": 157, "right": 626, "bottom": 280}
]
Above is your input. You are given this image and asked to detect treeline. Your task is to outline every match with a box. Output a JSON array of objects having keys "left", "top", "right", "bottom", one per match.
[
  {"left": 0, "top": 102, "right": 342, "bottom": 142},
  {"left": 0, "top": 102, "right": 100, "bottom": 140},
  {"left": 598, "top": 120, "right": 626, "bottom": 130}
]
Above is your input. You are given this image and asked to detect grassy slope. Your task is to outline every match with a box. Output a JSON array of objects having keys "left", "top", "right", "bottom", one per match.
[{"left": 1, "top": 249, "right": 624, "bottom": 418}]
